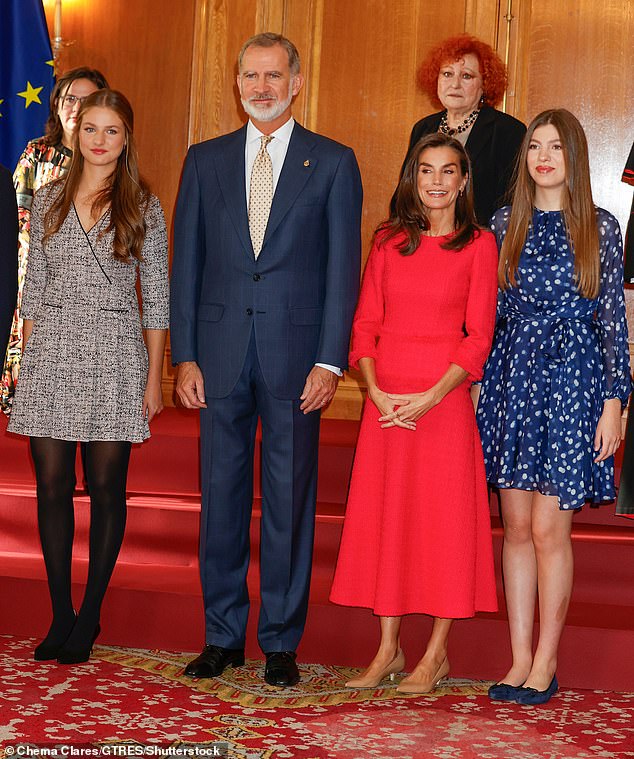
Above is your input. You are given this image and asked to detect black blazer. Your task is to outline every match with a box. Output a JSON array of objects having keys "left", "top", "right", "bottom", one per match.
[
  {"left": 0, "top": 164, "right": 18, "bottom": 347},
  {"left": 402, "top": 105, "right": 526, "bottom": 226}
]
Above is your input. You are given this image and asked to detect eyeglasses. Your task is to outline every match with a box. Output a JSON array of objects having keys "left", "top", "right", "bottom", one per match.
[{"left": 61, "top": 94, "right": 88, "bottom": 108}]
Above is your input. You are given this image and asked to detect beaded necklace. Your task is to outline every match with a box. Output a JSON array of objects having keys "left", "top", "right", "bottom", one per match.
[{"left": 439, "top": 108, "right": 480, "bottom": 136}]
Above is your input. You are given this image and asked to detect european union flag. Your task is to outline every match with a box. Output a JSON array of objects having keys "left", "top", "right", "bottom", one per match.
[{"left": 0, "top": 0, "right": 55, "bottom": 169}]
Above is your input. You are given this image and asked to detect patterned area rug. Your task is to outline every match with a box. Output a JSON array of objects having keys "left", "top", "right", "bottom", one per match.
[{"left": 1, "top": 636, "right": 633, "bottom": 758}]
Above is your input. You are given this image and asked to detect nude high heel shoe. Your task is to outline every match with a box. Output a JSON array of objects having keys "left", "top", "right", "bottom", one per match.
[
  {"left": 345, "top": 649, "right": 406, "bottom": 688},
  {"left": 396, "top": 656, "right": 450, "bottom": 694}
]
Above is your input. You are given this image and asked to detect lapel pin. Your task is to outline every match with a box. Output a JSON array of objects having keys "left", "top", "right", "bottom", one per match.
[{"left": 304, "top": 160, "right": 310, "bottom": 167}]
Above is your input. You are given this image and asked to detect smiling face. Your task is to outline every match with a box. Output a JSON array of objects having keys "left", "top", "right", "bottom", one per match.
[
  {"left": 437, "top": 53, "right": 484, "bottom": 116},
  {"left": 416, "top": 145, "right": 468, "bottom": 213},
  {"left": 237, "top": 43, "right": 303, "bottom": 132},
  {"left": 57, "top": 78, "right": 101, "bottom": 146},
  {"left": 526, "top": 123, "right": 567, "bottom": 195},
  {"left": 78, "top": 106, "right": 126, "bottom": 172}
]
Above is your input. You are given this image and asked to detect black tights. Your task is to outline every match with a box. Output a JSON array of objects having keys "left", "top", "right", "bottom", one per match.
[{"left": 30, "top": 437, "right": 131, "bottom": 649}]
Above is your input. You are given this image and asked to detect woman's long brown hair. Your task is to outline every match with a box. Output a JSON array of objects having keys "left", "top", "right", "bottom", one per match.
[
  {"left": 380, "top": 133, "right": 479, "bottom": 254},
  {"left": 499, "top": 108, "right": 600, "bottom": 298},
  {"left": 43, "top": 89, "right": 150, "bottom": 262},
  {"left": 44, "top": 67, "right": 109, "bottom": 147}
]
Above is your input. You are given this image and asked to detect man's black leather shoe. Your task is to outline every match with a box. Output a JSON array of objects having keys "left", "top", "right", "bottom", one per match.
[
  {"left": 264, "top": 651, "right": 300, "bottom": 687},
  {"left": 184, "top": 645, "right": 245, "bottom": 678}
]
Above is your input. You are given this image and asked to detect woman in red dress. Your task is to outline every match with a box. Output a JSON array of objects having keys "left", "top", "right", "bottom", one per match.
[{"left": 330, "top": 133, "right": 498, "bottom": 692}]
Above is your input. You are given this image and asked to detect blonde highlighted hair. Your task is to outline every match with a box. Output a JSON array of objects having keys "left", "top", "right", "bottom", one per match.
[{"left": 499, "top": 108, "right": 600, "bottom": 299}]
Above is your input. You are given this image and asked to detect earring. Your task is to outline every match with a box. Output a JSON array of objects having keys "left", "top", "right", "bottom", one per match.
[{"left": 479, "top": 94, "right": 485, "bottom": 106}]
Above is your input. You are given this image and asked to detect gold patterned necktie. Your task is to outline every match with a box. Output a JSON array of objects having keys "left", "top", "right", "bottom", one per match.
[{"left": 249, "top": 135, "right": 274, "bottom": 258}]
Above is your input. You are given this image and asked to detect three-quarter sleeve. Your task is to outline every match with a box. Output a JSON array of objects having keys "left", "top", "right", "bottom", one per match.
[
  {"left": 448, "top": 231, "right": 499, "bottom": 381},
  {"left": 19, "top": 188, "right": 48, "bottom": 320},
  {"left": 348, "top": 237, "right": 386, "bottom": 369},
  {"left": 139, "top": 195, "right": 169, "bottom": 330},
  {"left": 595, "top": 209, "right": 632, "bottom": 406}
]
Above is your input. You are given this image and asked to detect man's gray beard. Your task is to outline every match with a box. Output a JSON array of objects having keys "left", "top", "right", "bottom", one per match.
[{"left": 241, "top": 87, "right": 293, "bottom": 123}]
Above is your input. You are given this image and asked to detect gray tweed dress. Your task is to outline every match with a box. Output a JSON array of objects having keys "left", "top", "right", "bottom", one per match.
[{"left": 8, "top": 183, "right": 169, "bottom": 442}]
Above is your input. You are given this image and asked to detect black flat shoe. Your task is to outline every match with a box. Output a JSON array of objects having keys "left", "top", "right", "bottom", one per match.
[
  {"left": 34, "top": 613, "right": 77, "bottom": 662},
  {"left": 57, "top": 623, "right": 101, "bottom": 665},
  {"left": 264, "top": 651, "right": 300, "bottom": 687},
  {"left": 184, "top": 645, "right": 245, "bottom": 678}
]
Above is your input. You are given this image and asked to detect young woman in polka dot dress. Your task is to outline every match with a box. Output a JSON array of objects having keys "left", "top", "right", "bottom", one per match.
[{"left": 476, "top": 109, "right": 631, "bottom": 704}]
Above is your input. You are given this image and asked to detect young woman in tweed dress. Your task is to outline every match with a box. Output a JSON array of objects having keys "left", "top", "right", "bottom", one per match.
[
  {"left": 9, "top": 90, "right": 169, "bottom": 664},
  {"left": 2, "top": 67, "right": 109, "bottom": 414}
]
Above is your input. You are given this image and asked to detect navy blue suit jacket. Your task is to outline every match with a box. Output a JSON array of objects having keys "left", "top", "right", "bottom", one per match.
[
  {"left": 170, "top": 122, "right": 363, "bottom": 399},
  {"left": 0, "top": 164, "right": 18, "bottom": 347}
]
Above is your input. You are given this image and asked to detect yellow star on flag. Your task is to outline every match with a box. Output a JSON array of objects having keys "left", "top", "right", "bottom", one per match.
[
  {"left": 46, "top": 60, "right": 55, "bottom": 68},
  {"left": 17, "top": 81, "right": 44, "bottom": 108},
  {"left": 0, "top": 99, "right": 4, "bottom": 118}
]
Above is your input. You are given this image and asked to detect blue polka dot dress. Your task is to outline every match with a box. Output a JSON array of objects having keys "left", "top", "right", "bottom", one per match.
[{"left": 476, "top": 206, "right": 632, "bottom": 510}]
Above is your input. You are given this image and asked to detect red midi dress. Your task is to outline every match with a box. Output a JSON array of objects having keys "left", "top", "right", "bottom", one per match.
[{"left": 330, "top": 230, "right": 499, "bottom": 618}]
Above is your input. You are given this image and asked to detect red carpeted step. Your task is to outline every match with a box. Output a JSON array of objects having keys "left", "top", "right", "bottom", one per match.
[
  {"left": 0, "top": 409, "right": 359, "bottom": 504},
  {"left": 1, "top": 409, "right": 633, "bottom": 691},
  {"left": 126, "top": 409, "right": 359, "bottom": 503}
]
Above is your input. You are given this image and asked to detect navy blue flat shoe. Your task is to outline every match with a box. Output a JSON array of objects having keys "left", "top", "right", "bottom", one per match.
[
  {"left": 487, "top": 682, "right": 526, "bottom": 701},
  {"left": 515, "top": 675, "right": 558, "bottom": 705}
]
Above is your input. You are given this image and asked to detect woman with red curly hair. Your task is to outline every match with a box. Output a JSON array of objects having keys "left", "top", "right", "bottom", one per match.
[{"left": 399, "top": 35, "right": 525, "bottom": 225}]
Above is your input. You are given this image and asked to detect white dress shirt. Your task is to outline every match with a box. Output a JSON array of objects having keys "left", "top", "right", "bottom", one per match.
[
  {"left": 245, "top": 117, "right": 294, "bottom": 205},
  {"left": 244, "top": 117, "right": 341, "bottom": 378}
]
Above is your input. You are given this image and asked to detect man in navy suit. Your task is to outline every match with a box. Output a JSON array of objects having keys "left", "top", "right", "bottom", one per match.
[{"left": 170, "top": 33, "right": 362, "bottom": 686}]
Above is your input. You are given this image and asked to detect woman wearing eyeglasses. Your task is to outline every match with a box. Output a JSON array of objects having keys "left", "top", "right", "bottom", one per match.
[{"left": 1, "top": 67, "right": 108, "bottom": 413}]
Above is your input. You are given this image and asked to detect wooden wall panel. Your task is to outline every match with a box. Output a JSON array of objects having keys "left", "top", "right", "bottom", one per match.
[
  {"left": 286, "top": 0, "right": 482, "bottom": 416},
  {"left": 491, "top": 0, "right": 531, "bottom": 117},
  {"left": 466, "top": 0, "right": 502, "bottom": 48},
  {"left": 279, "top": 0, "right": 325, "bottom": 131},
  {"left": 41, "top": 0, "right": 631, "bottom": 415},
  {"left": 516, "top": 0, "right": 634, "bottom": 378},
  {"left": 185, "top": 0, "right": 487, "bottom": 417},
  {"left": 44, "top": 0, "right": 196, "bottom": 225},
  {"left": 189, "top": 0, "right": 262, "bottom": 143},
  {"left": 518, "top": 0, "right": 633, "bottom": 229},
  {"left": 313, "top": 0, "right": 470, "bottom": 250},
  {"left": 44, "top": 0, "right": 197, "bottom": 403}
]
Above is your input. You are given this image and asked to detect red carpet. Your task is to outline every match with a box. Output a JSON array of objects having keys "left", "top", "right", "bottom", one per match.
[{"left": 1, "top": 635, "right": 634, "bottom": 758}]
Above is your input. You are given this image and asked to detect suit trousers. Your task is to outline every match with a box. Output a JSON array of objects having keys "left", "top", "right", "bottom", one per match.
[{"left": 198, "top": 330, "right": 321, "bottom": 652}]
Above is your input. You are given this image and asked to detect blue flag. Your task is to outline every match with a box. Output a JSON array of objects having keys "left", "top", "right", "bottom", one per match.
[{"left": 0, "top": 0, "right": 55, "bottom": 169}]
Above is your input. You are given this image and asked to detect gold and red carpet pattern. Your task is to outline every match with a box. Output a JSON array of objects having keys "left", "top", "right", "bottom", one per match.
[{"left": 1, "top": 636, "right": 633, "bottom": 758}]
